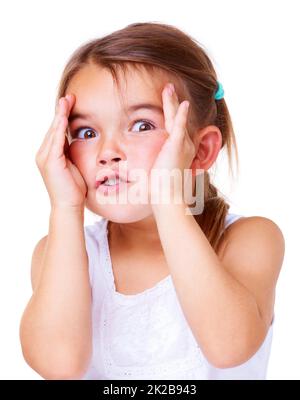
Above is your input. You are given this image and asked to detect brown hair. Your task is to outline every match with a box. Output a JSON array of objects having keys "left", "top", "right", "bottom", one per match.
[{"left": 56, "top": 22, "right": 239, "bottom": 253}]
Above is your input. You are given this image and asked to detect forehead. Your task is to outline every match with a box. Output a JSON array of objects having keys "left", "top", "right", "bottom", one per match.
[{"left": 66, "top": 62, "right": 185, "bottom": 106}]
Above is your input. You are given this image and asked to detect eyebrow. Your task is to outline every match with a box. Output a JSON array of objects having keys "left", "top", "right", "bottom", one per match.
[{"left": 68, "top": 103, "right": 163, "bottom": 123}]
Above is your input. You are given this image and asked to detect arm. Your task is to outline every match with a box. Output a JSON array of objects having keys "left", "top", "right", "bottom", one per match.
[
  {"left": 153, "top": 203, "right": 285, "bottom": 368},
  {"left": 19, "top": 206, "right": 92, "bottom": 380}
]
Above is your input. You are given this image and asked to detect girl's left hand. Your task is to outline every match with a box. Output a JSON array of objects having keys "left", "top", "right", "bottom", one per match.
[{"left": 149, "top": 82, "right": 196, "bottom": 207}]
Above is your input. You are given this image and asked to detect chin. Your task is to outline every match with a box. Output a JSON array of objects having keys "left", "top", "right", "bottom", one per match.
[{"left": 86, "top": 195, "right": 154, "bottom": 224}]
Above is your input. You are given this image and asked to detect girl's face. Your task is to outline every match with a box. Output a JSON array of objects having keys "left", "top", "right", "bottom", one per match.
[{"left": 66, "top": 62, "right": 179, "bottom": 223}]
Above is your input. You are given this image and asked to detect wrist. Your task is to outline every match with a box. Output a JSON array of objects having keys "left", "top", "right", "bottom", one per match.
[
  {"left": 152, "top": 200, "right": 189, "bottom": 220},
  {"left": 50, "top": 204, "right": 85, "bottom": 218}
]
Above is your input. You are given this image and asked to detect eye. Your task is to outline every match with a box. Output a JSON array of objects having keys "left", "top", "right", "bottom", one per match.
[
  {"left": 71, "top": 126, "right": 98, "bottom": 140},
  {"left": 131, "top": 119, "right": 156, "bottom": 133}
]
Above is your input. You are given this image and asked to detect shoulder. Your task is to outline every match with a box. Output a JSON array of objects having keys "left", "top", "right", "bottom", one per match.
[
  {"left": 219, "top": 216, "right": 285, "bottom": 326},
  {"left": 223, "top": 216, "right": 285, "bottom": 263}
]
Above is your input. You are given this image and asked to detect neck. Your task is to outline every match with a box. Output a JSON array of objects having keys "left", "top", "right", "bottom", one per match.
[{"left": 108, "top": 213, "right": 163, "bottom": 251}]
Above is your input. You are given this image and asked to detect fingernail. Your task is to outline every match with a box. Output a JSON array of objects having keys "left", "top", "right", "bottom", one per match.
[
  {"left": 56, "top": 98, "right": 62, "bottom": 113},
  {"left": 168, "top": 83, "right": 175, "bottom": 96}
]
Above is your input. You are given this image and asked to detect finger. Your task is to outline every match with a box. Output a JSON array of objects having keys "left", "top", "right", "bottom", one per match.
[
  {"left": 65, "top": 93, "right": 76, "bottom": 114},
  {"left": 64, "top": 93, "right": 76, "bottom": 141},
  {"left": 52, "top": 93, "right": 75, "bottom": 145},
  {"left": 49, "top": 99, "right": 69, "bottom": 158},
  {"left": 162, "top": 83, "right": 179, "bottom": 134},
  {"left": 36, "top": 97, "right": 66, "bottom": 163},
  {"left": 60, "top": 94, "right": 76, "bottom": 158},
  {"left": 172, "top": 100, "right": 190, "bottom": 141},
  {"left": 39, "top": 93, "right": 74, "bottom": 154}
]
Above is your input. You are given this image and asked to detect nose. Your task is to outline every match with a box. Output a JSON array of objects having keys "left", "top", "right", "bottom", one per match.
[
  {"left": 98, "top": 154, "right": 122, "bottom": 166},
  {"left": 96, "top": 139, "right": 125, "bottom": 166}
]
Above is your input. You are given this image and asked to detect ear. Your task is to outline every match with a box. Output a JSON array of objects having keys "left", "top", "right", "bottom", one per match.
[{"left": 190, "top": 125, "right": 223, "bottom": 173}]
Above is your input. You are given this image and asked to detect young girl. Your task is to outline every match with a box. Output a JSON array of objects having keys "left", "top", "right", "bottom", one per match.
[{"left": 20, "top": 22, "right": 285, "bottom": 380}]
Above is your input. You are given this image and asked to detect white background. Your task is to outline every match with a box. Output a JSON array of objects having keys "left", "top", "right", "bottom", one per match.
[{"left": 0, "top": 0, "right": 299, "bottom": 379}]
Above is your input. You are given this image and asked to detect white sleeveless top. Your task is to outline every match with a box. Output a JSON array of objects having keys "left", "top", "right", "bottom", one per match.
[{"left": 81, "top": 213, "right": 274, "bottom": 380}]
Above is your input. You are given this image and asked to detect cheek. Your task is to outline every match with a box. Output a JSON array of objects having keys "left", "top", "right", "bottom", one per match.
[
  {"left": 68, "top": 142, "right": 91, "bottom": 177},
  {"left": 131, "top": 134, "right": 167, "bottom": 171}
]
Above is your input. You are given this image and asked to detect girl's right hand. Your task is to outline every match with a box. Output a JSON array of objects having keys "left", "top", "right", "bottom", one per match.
[{"left": 35, "top": 94, "right": 88, "bottom": 210}]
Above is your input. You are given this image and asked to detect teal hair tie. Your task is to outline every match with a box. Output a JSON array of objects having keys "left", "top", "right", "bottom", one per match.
[{"left": 214, "top": 81, "right": 224, "bottom": 100}]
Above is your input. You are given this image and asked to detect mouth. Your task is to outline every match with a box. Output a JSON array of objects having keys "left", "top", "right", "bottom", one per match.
[
  {"left": 95, "top": 175, "right": 129, "bottom": 187},
  {"left": 95, "top": 172, "right": 131, "bottom": 195},
  {"left": 96, "top": 179, "right": 131, "bottom": 196}
]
